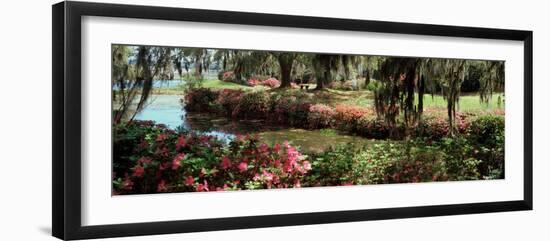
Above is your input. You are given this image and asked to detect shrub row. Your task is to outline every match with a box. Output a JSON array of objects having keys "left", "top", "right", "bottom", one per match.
[
  {"left": 113, "top": 119, "right": 504, "bottom": 194},
  {"left": 184, "top": 88, "right": 499, "bottom": 141}
]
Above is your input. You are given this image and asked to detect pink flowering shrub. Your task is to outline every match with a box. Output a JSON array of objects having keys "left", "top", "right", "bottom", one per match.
[
  {"left": 247, "top": 77, "right": 261, "bottom": 86},
  {"left": 307, "top": 104, "right": 335, "bottom": 129},
  {"left": 184, "top": 88, "right": 219, "bottom": 112},
  {"left": 356, "top": 116, "right": 391, "bottom": 139},
  {"left": 220, "top": 71, "right": 236, "bottom": 82},
  {"left": 334, "top": 104, "right": 373, "bottom": 131},
  {"left": 231, "top": 91, "right": 271, "bottom": 119},
  {"left": 269, "top": 95, "right": 311, "bottom": 127},
  {"left": 416, "top": 113, "right": 469, "bottom": 140},
  {"left": 112, "top": 121, "right": 311, "bottom": 194},
  {"left": 215, "top": 89, "right": 245, "bottom": 116},
  {"left": 260, "top": 77, "right": 281, "bottom": 88},
  {"left": 247, "top": 77, "right": 281, "bottom": 88}
]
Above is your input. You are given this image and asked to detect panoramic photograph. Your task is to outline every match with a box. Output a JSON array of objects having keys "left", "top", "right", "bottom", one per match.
[{"left": 111, "top": 44, "right": 505, "bottom": 195}]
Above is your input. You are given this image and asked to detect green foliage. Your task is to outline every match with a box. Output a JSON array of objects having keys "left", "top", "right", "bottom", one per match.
[
  {"left": 232, "top": 91, "right": 271, "bottom": 119},
  {"left": 468, "top": 115, "right": 505, "bottom": 178}
]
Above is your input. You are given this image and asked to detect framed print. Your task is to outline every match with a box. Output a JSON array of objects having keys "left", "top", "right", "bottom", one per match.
[{"left": 52, "top": 1, "right": 533, "bottom": 240}]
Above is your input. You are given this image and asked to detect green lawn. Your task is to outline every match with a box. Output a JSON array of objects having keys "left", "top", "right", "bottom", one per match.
[
  {"left": 152, "top": 78, "right": 504, "bottom": 112},
  {"left": 421, "top": 93, "right": 504, "bottom": 111}
]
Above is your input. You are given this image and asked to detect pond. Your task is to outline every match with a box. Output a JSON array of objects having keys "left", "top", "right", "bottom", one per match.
[{"left": 134, "top": 94, "right": 380, "bottom": 153}]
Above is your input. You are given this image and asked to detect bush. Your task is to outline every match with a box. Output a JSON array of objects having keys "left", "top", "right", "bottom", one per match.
[
  {"left": 248, "top": 77, "right": 281, "bottom": 88},
  {"left": 356, "top": 116, "right": 391, "bottom": 139},
  {"left": 215, "top": 89, "right": 244, "bottom": 116},
  {"left": 232, "top": 91, "right": 271, "bottom": 119},
  {"left": 112, "top": 122, "right": 311, "bottom": 194},
  {"left": 415, "top": 113, "right": 469, "bottom": 140},
  {"left": 261, "top": 77, "right": 281, "bottom": 88},
  {"left": 334, "top": 105, "right": 373, "bottom": 132},
  {"left": 184, "top": 88, "right": 218, "bottom": 112},
  {"left": 247, "top": 77, "right": 261, "bottom": 86},
  {"left": 270, "top": 95, "right": 311, "bottom": 127},
  {"left": 220, "top": 71, "right": 235, "bottom": 82},
  {"left": 307, "top": 104, "right": 335, "bottom": 129},
  {"left": 468, "top": 115, "right": 505, "bottom": 178}
]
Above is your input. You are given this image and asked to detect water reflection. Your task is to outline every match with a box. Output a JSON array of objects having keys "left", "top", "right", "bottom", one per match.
[{"left": 135, "top": 94, "right": 379, "bottom": 153}]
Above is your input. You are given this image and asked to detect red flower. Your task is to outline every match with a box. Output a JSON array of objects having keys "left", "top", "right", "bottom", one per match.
[
  {"left": 273, "top": 143, "right": 281, "bottom": 153},
  {"left": 175, "top": 135, "right": 187, "bottom": 149},
  {"left": 157, "top": 180, "right": 167, "bottom": 192},
  {"left": 259, "top": 143, "right": 269, "bottom": 153},
  {"left": 220, "top": 156, "right": 231, "bottom": 170},
  {"left": 238, "top": 162, "right": 248, "bottom": 172},
  {"left": 137, "top": 157, "right": 152, "bottom": 165},
  {"left": 156, "top": 133, "right": 168, "bottom": 142},
  {"left": 172, "top": 153, "right": 185, "bottom": 170},
  {"left": 196, "top": 180, "right": 209, "bottom": 192},
  {"left": 138, "top": 139, "right": 149, "bottom": 150},
  {"left": 122, "top": 175, "right": 133, "bottom": 190},
  {"left": 132, "top": 165, "right": 145, "bottom": 177},
  {"left": 185, "top": 176, "right": 195, "bottom": 186}
]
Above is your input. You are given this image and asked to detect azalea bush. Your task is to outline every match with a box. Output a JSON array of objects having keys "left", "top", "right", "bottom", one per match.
[
  {"left": 183, "top": 88, "right": 219, "bottom": 112},
  {"left": 215, "top": 89, "right": 244, "bottom": 116},
  {"left": 220, "top": 71, "right": 236, "bottom": 82},
  {"left": 232, "top": 91, "right": 271, "bottom": 119},
  {"left": 356, "top": 116, "right": 391, "bottom": 139},
  {"left": 416, "top": 113, "right": 470, "bottom": 140},
  {"left": 113, "top": 121, "right": 311, "bottom": 194},
  {"left": 334, "top": 104, "right": 373, "bottom": 132},
  {"left": 247, "top": 77, "right": 281, "bottom": 88},
  {"left": 307, "top": 104, "right": 335, "bottom": 129},
  {"left": 467, "top": 115, "right": 505, "bottom": 178},
  {"left": 270, "top": 95, "right": 311, "bottom": 127},
  {"left": 261, "top": 77, "right": 281, "bottom": 88}
]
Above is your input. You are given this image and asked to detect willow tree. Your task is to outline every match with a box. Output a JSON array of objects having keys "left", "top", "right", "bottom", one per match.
[
  {"left": 112, "top": 45, "right": 173, "bottom": 123},
  {"left": 311, "top": 54, "right": 357, "bottom": 90},
  {"left": 426, "top": 59, "right": 467, "bottom": 135},
  {"left": 478, "top": 61, "right": 505, "bottom": 103},
  {"left": 375, "top": 57, "right": 424, "bottom": 138},
  {"left": 112, "top": 45, "right": 137, "bottom": 124}
]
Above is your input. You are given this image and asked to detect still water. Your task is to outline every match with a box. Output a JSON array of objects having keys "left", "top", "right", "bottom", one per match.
[{"left": 134, "top": 92, "right": 377, "bottom": 153}]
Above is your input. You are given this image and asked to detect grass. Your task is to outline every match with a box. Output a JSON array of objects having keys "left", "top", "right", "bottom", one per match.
[
  {"left": 150, "top": 78, "right": 504, "bottom": 112},
  {"left": 200, "top": 79, "right": 254, "bottom": 90},
  {"left": 421, "top": 93, "right": 504, "bottom": 111}
]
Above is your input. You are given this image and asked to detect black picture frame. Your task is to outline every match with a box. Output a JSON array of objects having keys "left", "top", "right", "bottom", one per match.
[{"left": 52, "top": 1, "right": 533, "bottom": 240}]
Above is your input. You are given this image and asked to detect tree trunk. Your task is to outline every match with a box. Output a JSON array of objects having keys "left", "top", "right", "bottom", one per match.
[{"left": 278, "top": 57, "right": 293, "bottom": 88}]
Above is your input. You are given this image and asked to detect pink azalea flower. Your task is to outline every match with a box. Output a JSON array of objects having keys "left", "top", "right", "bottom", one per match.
[
  {"left": 220, "top": 156, "right": 231, "bottom": 170},
  {"left": 138, "top": 139, "right": 149, "bottom": 150},
  {"left": 175, "top": 135, "right": 187, "bottom": 149},
  {"left": 156, "top": 133, "right": 168, "bottom": 142},
  {"left": 122, "top": 175, "right": 134, "bottom": 190},
  {"left": 157, "top": 180, "right": 167, "bottom": 192},
  {"left": 238, "top": 162, "right": 248, "bottom": 172},
  {"left": 302, "top": 160, "right": 312, "bottom": 171},
  {"left": 172, "top": 153, "right": 185, "bottom": 170},
  {"left": 259, "top": 143, "right": 269, "bottom": 153},
  {"left": 196, "top": 180, "right": 209, "bottom": 192},
  {"left": 137, "top": 156, "right": 152, "bottom": 165},
  {"left": 294, "top": 179, "right": 301, "bottom": 188},
  {"left": 185, "top": 176, "right": 195, "bottom": 186},
  {"left": 132, "top": 165, "right": 145, "bottom": 177},
  {"left": 273, "top": 144, "right": 281, "bottom": 153},
  {"left": 159, "top": 162, "right": 169, "bottom": 171}
]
